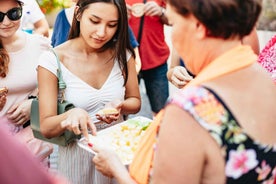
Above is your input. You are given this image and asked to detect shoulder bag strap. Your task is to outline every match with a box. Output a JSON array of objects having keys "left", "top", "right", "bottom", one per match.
[
  {"left": 50, "top": 49, "right": 66, "bottom": 90},
  {"left": 50, "top": 49, "right": 67, "bottom": 102},
  {"left": 137, "top": 0, "right": 147, "bottom": 43}
]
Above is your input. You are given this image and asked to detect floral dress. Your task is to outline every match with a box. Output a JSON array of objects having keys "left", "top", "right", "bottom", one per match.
[{"left": 163, "top": 86, "right": 276, "bottom": 183}]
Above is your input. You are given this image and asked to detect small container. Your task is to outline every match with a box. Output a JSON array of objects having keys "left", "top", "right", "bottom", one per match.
[{"left": 22, "top": 11, "right": 34, "bottom": 34}]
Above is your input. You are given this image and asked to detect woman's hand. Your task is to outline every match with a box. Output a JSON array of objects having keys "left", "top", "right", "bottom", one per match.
[
  {"left": 96, "top": 100, "right": 123, "bottom": 124},
  {"left": 6, "top": 99, "right": 33, "bottom": 126},
  {"left": 92, "top": 144, "right": 136, "bottom": 183},
  {"left": 92, "top": 144, "right": 122, "bottom": 177},
  {"left": 144, "top": 1, "right": 162, "bottom": 17},
  {"left": 60, "top": 108, "right": 97, "bottom": 140},
  {"left": 170, "top": 66, "right": 193, "bottom": 89},
  {"left": 96, "top": 112, "right": 120, "bottom": 124}
]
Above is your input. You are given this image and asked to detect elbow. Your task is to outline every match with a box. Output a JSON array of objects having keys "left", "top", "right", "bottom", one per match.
[
  {"left": 40, "top": 125, "right": 52, "bottom": 139},
  {"left": 40, "top": 120, "right": 57, "bottom": 139},
  {"left": 43, "top": 31, "right": 49, "bottom": 38},
  {"left": 40, "top": 28, "right": 49, "bottom": 37},
  {"left": 133, "top": 99, "right": 142, "bottom": 114}
]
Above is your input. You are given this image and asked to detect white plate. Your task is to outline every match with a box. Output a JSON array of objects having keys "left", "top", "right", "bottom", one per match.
[{"left": 77, "top": 116, "right": 152, "bottom": 165}]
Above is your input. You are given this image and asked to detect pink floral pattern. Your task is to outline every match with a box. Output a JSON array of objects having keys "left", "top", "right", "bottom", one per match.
[
  {"left": 168, "top": 86, "right": 276, "bottom": 183},
  {"left": 256, "top": 161, "right": 273, "bottom": 181},
  {"left": 226, "top": 148, "right": 258, "bottom": 179},
  {"left": 258, "top": 34, "right": 276, "bottom": 83}
]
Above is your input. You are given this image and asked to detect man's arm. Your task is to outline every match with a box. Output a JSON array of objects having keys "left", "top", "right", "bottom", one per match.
[{"left": 33, "top": 18, "right": 49, "bottom": 37}]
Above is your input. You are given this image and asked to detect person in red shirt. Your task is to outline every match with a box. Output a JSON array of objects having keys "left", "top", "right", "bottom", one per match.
[{"left": 126, "top": 0, "right": 170, "bottom": 116}]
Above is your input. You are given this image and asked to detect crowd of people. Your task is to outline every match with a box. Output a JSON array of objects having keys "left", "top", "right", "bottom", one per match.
[
  {"left": 0, "top": 0, "right": 275, "bottom": 183},
  {"left": 0, "top": 0, "right": 53, "bottom": 167}
]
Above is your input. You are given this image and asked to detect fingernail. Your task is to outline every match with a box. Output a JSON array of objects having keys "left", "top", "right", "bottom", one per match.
[{"left": 88, "top": 143, "right": 93, "bottom": 147}]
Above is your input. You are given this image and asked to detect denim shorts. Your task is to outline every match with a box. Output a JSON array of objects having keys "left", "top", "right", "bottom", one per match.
[{"left": 139, "top": 62, "right": 169, "bottom": 113}]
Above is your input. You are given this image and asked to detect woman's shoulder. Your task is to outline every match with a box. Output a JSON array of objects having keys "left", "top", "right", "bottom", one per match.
[
  {"left": 168, "top": 86, "right": 211, "bottom": 106},
  {"left": 38, "top": 48, "right": 59, "bottom": 76},
  {"left": 168, "top": 86, "right": 230, "bottom": 130}
]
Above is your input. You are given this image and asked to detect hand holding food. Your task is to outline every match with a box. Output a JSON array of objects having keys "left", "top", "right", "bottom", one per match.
[
  {"left": 0, "top": 87, "right": 8, "bottom": 111},
  {"left": 96, "top": 100, "right": 122, "bottom": 124},
  {"left": 170, "top": 66, "right": 193, "bottom": 88},
  {"left": 92, "top": 143, "right": 125, "bottom": 178},
  {"left": 96, "top": 107, "right": 120, "bottom": 124}
]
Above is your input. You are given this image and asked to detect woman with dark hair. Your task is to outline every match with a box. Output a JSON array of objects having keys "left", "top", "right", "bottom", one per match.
[
  {"left": 51, "top": 0, "right": 141, "bottom": 72},
  {"left": 0, "top": 0, "right": 52, "bottom": 165},
  {"left": 37, "top": 0, "right": 141, "bottom": 183},
  {"left": 92, "top": 0, "right": 276, "bottom": 183}
]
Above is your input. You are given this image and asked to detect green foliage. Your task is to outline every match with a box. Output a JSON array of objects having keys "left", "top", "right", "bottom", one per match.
[{"left": 36, "top": 0, "right": 71, "bottom": 14}]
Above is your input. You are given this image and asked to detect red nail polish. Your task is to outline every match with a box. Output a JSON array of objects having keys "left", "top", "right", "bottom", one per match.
[{"left": 88, "top": 143, "right": 93, "bottom": 147}]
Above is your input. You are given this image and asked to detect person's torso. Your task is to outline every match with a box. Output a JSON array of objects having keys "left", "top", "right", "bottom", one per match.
[
  {"left": 1, "top": 33, "right": 49, "bottom": 118},
  {"left": 60, "top": 61, "right": 125, "bottom": 122},
  {"left": 38, "top": 49, "right": 129, "bottom": 123}
]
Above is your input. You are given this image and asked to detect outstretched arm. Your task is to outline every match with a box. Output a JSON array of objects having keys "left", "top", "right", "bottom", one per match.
[
  {"left": 92, "top": 145, "right": 137, "bottom": 184},
  {"left": 33, "top": 18, "right": 50, "bottom": 37}
]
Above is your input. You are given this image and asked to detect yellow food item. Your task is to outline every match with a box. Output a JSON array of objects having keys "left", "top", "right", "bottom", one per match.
[
  {"left": 98, "top": 108, "right": 119, "bottom": 115},
  {"left": 87, "top": 117, "right": 152, "bottom": 165},
  {"left": 108, "top": 122, "right": 147, "bottom": 164},
  {"left": 131, "top": 3, "right": 144, "bottom": 17}
]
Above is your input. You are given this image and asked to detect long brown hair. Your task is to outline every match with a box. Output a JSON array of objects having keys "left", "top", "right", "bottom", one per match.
[
  {"left": 68, "top": 0, "right": 134, "bottom": 85},
  {"left": 0, "top": 0, "right": 23, "bottom": 78},
  {"left": 0, "top": 40, "right": 10, "bottom": 78}
]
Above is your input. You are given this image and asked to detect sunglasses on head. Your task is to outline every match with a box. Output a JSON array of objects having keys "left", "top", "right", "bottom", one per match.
[{"left": 0, "top": 7, "right": 22, "bottom": 23}]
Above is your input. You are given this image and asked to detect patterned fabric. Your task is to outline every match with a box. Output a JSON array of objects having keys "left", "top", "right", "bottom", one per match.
[
  {"left": 167, "top": 86, "right": 276, "bottom": 183},
  {"left": 258, "top": 34, "right": 276, "bottom": 83}
]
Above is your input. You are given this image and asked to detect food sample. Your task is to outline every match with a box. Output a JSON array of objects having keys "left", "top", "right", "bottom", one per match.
[
  {"left": 78, "top": 116, "right": 152, "bottom": 165},
  {"left": 131, "top": 3, "right": 145, "bottom": 17},
  {"left": 105, "top": 118, "right": 150, "bottom": 164},
  {"left": 97, "top": 107, "right": 119, "bottom": 116}
]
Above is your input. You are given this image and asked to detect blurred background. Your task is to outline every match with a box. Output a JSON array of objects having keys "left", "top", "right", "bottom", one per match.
[
  {"left": 36, "top": 0, "right": 73, "bottom": 27},
  {"left": 35, "top": 0, "right": 276, "bottom": 119}
]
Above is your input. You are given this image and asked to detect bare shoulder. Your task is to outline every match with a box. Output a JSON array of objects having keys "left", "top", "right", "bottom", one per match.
[
  {"left": 151, "top": 104, "right": 225, "bottom": 184},
  {"left": 52, "top": 41, "right": 75, "bottom": 61},
  {"left": 202, "top": 64, "right": 276, "bottom": 144}
]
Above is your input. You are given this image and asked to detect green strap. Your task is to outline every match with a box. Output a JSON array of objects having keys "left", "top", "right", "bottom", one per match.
[{"left": 51, "top": 49, "right": 66, "bottom": 90}]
